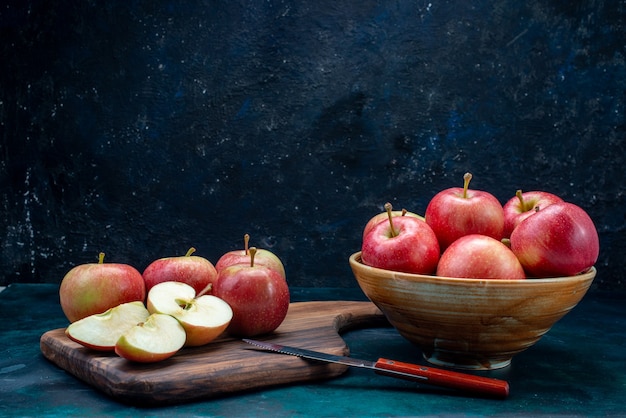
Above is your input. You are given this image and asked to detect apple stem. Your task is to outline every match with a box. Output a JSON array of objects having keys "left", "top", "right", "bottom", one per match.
[
  {"left": 516, "top": 189, "right": 541, "bottom": 213},
  {"left": 185, "top": 247, "right": 196, "bottom": 257},
  {"left": 244, "top": 233, "right": 250, "bottom": 255},
  {"left": 197, "top": 283, "right": 212, "bottom": 297},
  {"left": 385, "top": 202, "right": 398, "bottom": 237},
  {"left": 249, "top": 247, "right": 257, "bottom": 267},
  {"left": 462, "top": 172, "right": 472, "bottom": 198},
  {"left": 98, "top": 252, "right": 105, "bottom": 264},
  {"left": 401, "top": 208, "right": 407, "bottom": 216}
]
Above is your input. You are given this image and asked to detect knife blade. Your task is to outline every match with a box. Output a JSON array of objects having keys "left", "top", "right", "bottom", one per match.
[{"left": 243, "top": 339, "right": 509, "bottom": 398}]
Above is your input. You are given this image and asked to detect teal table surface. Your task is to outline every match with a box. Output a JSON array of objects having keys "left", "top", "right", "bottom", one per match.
[{"left": 1, "top": 283, "right": 624, "bottom": 417}]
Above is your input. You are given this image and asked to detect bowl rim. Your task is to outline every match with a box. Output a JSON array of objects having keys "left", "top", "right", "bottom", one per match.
[{"left": 349, "top": 251, "right": 597, "bottom": 284}]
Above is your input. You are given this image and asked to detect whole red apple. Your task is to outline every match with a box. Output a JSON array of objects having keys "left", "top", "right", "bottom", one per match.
[
  {"left": 436, "top": 234, "right": 526, "bottom": 279},
  {"left": 142, "top": 247, "right": 217, "bottom": 296},
  {"left": 362, "top": 207, "right": 425, "bottom": 241},
  {"left": 361, "top": 203, "right": 440, "bottom": 274},
  {"left": 59, "top": 252, "right": 146, "bottom": 323},
  {"left": 213, "top": 248, "right": 290, "bottom": 337},
  {"left": 502, "top": 190, "right": 563, "bottom": 238},
  {"left": 215, "top": 234, "right": 286, "bottom": 279},
  {"left": 510, "top": 202, "right": 599, "bottom": 277},
  {"left": 425, "top": 173, "right": 505, "bottom": 250}
]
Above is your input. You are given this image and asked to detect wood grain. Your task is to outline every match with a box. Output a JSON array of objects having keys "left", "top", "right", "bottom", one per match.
[{"left": 40, "top": 301, "right": 386, "bottom": 405}]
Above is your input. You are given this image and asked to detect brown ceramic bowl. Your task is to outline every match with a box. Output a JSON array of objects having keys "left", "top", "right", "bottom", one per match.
[{"left": 349, "top": 251, "right": 596, "bottom": 370}]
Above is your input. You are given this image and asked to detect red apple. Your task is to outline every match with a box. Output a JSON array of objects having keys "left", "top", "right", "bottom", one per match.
[
  {"left": 213, "top": 248, "right": 290, "bottom": 337},
  {"left": 425, "top": 173, "right": 505, "bottom": 250},
  {"left": 142, "top": 247, "right": 218, "bottom": 296},
  {"left": 436, "top": 234, "right": 526, "bottom": 279},
  {"left": 502, "top": 190, "right": 563, "bottom": 238},
  {"left": 510, "top": 202, "right": 599, "bottom": 277},
  {"left": 361, "top": 203, "right": 440, "bottom": 274},
  {"left": 215, "top": 234, "right": 286, "bottom": 279},
  {"left": 59, "top": 253, "right": 146, "bottom": 323},
  {"left": 362, "top": 208, "right": 425, "bottom": 241}
]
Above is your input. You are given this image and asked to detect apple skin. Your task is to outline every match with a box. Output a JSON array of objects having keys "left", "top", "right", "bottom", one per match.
[
  {"left": 502, "top": 190, "right": 563, "bottom": 238},
  {"left": 215, "top": 248, "right": 286, "bottom": 279},
  {"left": 362, "top": 209, "right": 425, "bottom": 241},
  {"left": 142, "top": 247, "right": 218, "bottom": 296},
  {"left": 510, "top": 202, "right": 599, "bottom": 277},
  {"left": 436, "top": 234, "right": 526, "bottom": 279},
  {"left": 213, "top": 262, "right": 290, "bottom": 337},
  {"left": 425, "top": 175, "right": 505, "bottom": 251},
  {"left": 59, "top": 253, "right": 146, "bottom": 323},
  {"left": 215, "top": 235, "right": 286, "bottom": 279},
  {"left": 115, "top": 313, "right": 187, "bottom": 363},
  {"left": 361, "top": 215, "right": 440, "bottom": 275}
]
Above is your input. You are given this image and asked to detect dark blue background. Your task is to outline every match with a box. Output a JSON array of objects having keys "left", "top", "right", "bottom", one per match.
[{"left": 1, "top": 1, "right": 624, "bottom": 290}]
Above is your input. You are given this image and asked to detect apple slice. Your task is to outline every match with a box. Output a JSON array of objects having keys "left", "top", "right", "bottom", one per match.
[
  {"left": 65, "top": 301, "right": 150, "bottom": 351},
  {"left": 115, "top": 313, "right": 186, "bottom": 362},
  {"left": 147, "top": 281, "right": 233, "bottom": 347}
]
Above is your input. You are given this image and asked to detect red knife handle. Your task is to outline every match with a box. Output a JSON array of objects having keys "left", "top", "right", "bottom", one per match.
[{"left": 374, "top": 358, "right": 509, "bottom": 398}]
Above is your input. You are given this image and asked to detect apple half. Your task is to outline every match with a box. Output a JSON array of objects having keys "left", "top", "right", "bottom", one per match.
[
  {"left": 147, "top": 281, "right": 233, "bottom": 347},
  {"left": 65, "top": 301, "right": 150, "bottom": 351},
  {"left": 115, "top": 313, "right": 186, "bottom": 362}
]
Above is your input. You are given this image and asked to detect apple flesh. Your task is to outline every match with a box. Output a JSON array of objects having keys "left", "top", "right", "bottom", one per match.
[
  {"left": 147, "top": 281, "right": 233, "bottom": 347},
  {"left": 142, "top": 247, "right": 218, "bottom": 296},
  {"left": 214, "top": 248, "right": 290, "bottom": 337},
  {"left": 436, "top": 234, "right": 526, "bottom": 279},
  {"left": 510, "top": 202, "right": 599, "bottom": 277},
  {"left": 115, "top": 313, "right": 187, "bottom": 363},
  {"left": 215, "top": 234, "right": 286, "bottom": 279},
  {"left": 65, "top": 301, "right": 150, "bottom": 351},
  {"left": 425, "top": 173, "right": 505, "bottom": 251},
  {"left": 362, "top": 208, "right": 425, "bottom": 241},
  {"left": 502, "top": 190, "right": 563, "bottom": 238},
  {"left": 361, "top": 203, "right": 440, "bottom": 274},
  {"left": 59, "top": 252, "right": 146, "bottom": 323}
]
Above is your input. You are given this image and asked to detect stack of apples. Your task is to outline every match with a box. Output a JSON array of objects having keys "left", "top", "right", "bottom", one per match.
[
  {"left": 361, "top": 172, "right": 599, "bottom": 279},
  {"left": 59, "top": 235, "right": 290, "bottom": 363}
]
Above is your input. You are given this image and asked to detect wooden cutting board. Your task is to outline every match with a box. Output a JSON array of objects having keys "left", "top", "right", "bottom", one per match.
[{"left": 40, "top": 301, "right": 387, "bottom": 405}]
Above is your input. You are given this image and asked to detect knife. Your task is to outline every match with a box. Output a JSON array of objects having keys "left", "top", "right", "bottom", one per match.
[{"left": 243, "top": 339, "right": 509, "bottom": 398}]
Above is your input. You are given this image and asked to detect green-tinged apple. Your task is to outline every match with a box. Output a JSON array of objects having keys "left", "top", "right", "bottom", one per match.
[
  {"left": 362, "top": 207, "right": 425, "bottom": 240},
  {"left": 502, "top": 190, "right": 563, "bottom": 238},
  {"left": 214, "top": 247, "right": 290, "bottom": 337},
  {"left": 65, "top": 301, "right": 150, "bottom": 351},
  {"left": 361, "top": 203, "right": 440, "bottom": 274},
  {"left": 59, "top": 252, "right": 146, "bottom": 323},
  {"left": 510, "top": 202, "right": 599, "bottom": 277},
  {"left": 215, "top": 234, "right": 286, "bottom": 279},
  {"left": 436, "top": 234, "right": 526, "bottom": 279},
  {"left": 115, "top": 313, "right": 186, "bottom": 363},
  {"left": 425, "top": 173, "right": 505, "bottom": 251},
  {"left": 142, "top": 247, "right": 218, "bottom": 296},
  {"left": 147, "top": 281, "right": 233, "bottom": 347}
]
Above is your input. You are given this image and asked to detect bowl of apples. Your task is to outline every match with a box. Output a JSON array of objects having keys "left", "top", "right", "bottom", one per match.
[{"left": 351, "top": 174, "right": 599, "bottom": 370}]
